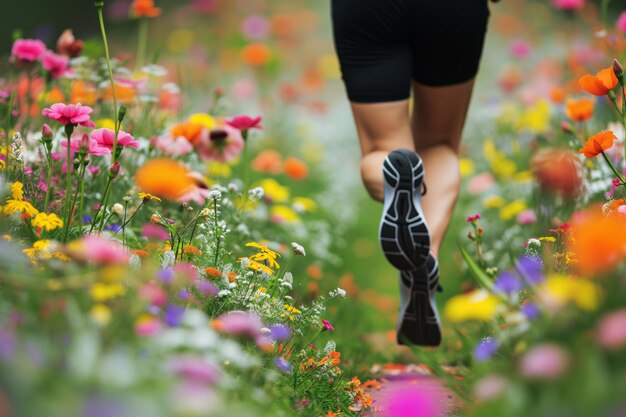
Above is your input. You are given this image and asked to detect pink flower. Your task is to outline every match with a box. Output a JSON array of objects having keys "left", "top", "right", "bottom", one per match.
[
  {"left": 321, "top": 319, "right": 334, "bottom": 331},
  {"left": 178, "top": 186, "right": 211, "bottom": 205},
  {"left": 466, "top": 213, "right": 481, "bottom": 223},
  {"left": 617, "top": 11, "right": 626, "bottom": 34},
  {"left": 509, "top": 39, "right": 532, "bottom": 59},
  {"left": 516, "top": 209, "right": 537, "bottom": 224},
  {"left": 195, "top": 125, "right": 244, "bottom": 162},
  {"left": 42, "top": 103, "right": 95, "bottom": 127},
  {"left": 167, "top": 355, "right": 221, "bottom": 384},
  {"left": 232, "top": 78, "right": 258, "bottom": 100},
  {"left": 212, "top": 311, "right": 263, "bottom": 338},
  {"left": 11, "top": 39, "right": 46, "bottom": 62},
  {"left": 474, "top": 375, "right": 509, "bottom": 401},
  {"left": 135, "top": 316, "right": 163, "bottom": 336},
  {"left": 552, "top": 0, "right": 584, "bottom": 10},
  {"left": 73, "top": 235, "right": 129, "bottom": 265},
  {"left": 382, "top": 385, "right": 443, "bottom": 417},
  {"left": 139, "top": 283, "right": 167, "bottom": 307},
  {"left": 92, "top": 128, "right": 139, "bottom": 151},
  {"left": 142, "top": 223, "right": 170, "bottom": 241},
  {"left": 597, "top": 309, "right": 626, "bottom": 350},
  {"left": 225, "top": 115, "right": 263, "bottom": 132},
  {"left": 241, "top": 16, "right": 269, "bottom": 40},
  {"left": 154, "top": 135, "right": 193, "bottom": 155},
  {"left": 468, "top": 172, "right": 496, "bottom": 195},
  {"left": 41, "top": 50, "right": 72, "bottom": 79},
  {"left": 519, "top": 344, "right": 570, "bottom": 379},
  {"left": 61, "top": 134, "right": 111, "bottom": 156}
]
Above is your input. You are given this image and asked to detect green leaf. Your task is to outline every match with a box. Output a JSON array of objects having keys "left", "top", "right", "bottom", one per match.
[{"left": 459, "top": 244, "right": 494, "bottom": 290}]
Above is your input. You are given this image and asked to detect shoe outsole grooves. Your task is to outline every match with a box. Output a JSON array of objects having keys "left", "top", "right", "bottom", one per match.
[
  {"left": 379, "top": 149, "right": 430, "bottom": 271},
  {"left": 397, "top": 255, "right": 442, "bottom": 347}
]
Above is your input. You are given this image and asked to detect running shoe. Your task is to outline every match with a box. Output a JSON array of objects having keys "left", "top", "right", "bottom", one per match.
[
  {"left": 397, "top": 253, "right": 442, "bottom": 346},
  {"left": 379, "top": 149, "right": 431, "bottom": 271}
]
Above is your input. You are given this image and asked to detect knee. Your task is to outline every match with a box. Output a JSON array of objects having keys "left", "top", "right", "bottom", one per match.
[{"left": 360, "top": 154, "right": 385, "bottom": 202}]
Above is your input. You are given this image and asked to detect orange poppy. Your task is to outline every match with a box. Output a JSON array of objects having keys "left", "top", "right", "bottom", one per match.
[
  {"left": 135, "top": 158, "right": 195, "bottom": 200},
  {"left": 579, "top": 130, "right": 617, "bottom": 158},
  {"left": 170, "top": 121, "right": 204, "bottom": 144},
  {"left": 567, "top": 206, "right": 626, "bottom": 276},
  {"left": 579, "top": 66, "right": 618, "bottom": 96},
  {"left": 240, "top": 43, "right": 272, "bottom": 66},
  {"left": 251, "top": 150, "right": 283, "bottom": 174},
  {"left": 565, "top": 97, "right": 594, "bottom": 122},
  {"left": 283, "top": 157, "right": 309, "bottom": 180},
  {"left": 130, "top": 0, "right": 161, "bottom": 18}
]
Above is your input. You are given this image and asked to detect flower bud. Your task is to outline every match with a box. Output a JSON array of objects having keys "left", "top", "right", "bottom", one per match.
[
  {"left": 79, "top": 133, "right": 90, "bottom": 154},
  {"left": 73, "top": 158, "right": 81, "bottom": 170},
  {"left": 109, "top": 161, "right": 120, "bottom": 178},
  {"left": 614, "top": 59, "right": 624, "bottom": 86},
  {"left": 42, "top": 123, "right": 53, "bottom": 139},
  {"left": 118, "top": 105, "right": 127, "bottom": 123},
  {"left": 560, "top": 121, "right": 574, "bottom": 134},
  {"left": 112, "top": 203, "right": 124, "bottom": 216}
]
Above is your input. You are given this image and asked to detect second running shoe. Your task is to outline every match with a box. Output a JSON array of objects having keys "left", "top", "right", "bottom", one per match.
[{"left": 379, "top": 148, "right": 431, "bottom": 271}]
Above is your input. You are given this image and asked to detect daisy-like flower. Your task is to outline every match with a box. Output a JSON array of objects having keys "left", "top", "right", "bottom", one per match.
[
  {"left": 92, "top": 128, "right": 139, "bottom": 151},
  {"left": 138, "top": 192, "right": 162, "bottom": 202},
  {"left": 11, "top": 39, "right": 46, "bottom": 62},
  {"left": 61, "top": 135, "right": 111, "bottom": 156},
  {"left": 245, "top": 258, "right": 275, "bottom": 275},
  {"left": 3, "top": 199, "right": 39, "bottom": 217},
  {"left": 246, "top": 241, "right": 280, "bottom": 269},
  {"left": 281, "top": 304, "right": 302, "bottom": 321},
  {"left": 195, "top": 125, "right": 244, "bottom": 162},
  {"left": 31, "top": 212, "right": 64, "bottom": 231},
  {"left": 42, "top": 103, "right": 95, "bottom": 127}
]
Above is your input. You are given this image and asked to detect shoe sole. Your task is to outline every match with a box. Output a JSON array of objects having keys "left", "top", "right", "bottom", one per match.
[
  {"left": 397, "top": 255, "right": 442, "bottom": 346},
  {"left": 379, "top": 149, "right": 430, "bottom": 271}
]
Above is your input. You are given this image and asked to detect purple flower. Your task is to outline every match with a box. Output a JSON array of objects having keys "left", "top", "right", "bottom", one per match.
[
  {"left": 178, "top": 289, "right": 190, "bottom": 300},
  {"left": 106, "top": 224, "right": 122, "bottom": 233},
  {"left": 195, "top": 279, "right": 218, "bottom": 297},
  {"left": 321, "top": 319, "right": 334, "bottom": 331},
  {"left": 494, "top": 271, "right": 523, "bottom": 294},
  {"left": 269, "top": 324, "right": 291, "bottom": 341},
  {"left": 474, "top": 337, "right": 500, "bottom": 361},
  {"left": 521, "top": 302, "right": 540, "bottom": 319},
  {"left": 0, "top": 327, "right": 16, "bottom": 362},
  {"left": 517, "top": 256, "right": 544, "bottom": 284},
  {"left": 82, "top": 215, "right": 93, "bottom": 223},
  {"left": 164, "top": 304, "right": 185, "bottom": 327},
  {"left": 167, "top": 355, "right": 220, "bottom": 384},
  {"left": 157, "top": 268, "right": 174, "bottom": 284},
  {"left": 274, "top": 356, "right": 292, "bottom": 373}
]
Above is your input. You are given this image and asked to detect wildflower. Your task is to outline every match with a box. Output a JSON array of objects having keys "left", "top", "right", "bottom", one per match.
[
  {"left": 11, "top": 39, "right": 46, "bottom": 61},
  {"left": 212, "top": 311, "right": 263, "bottom": 338},
  {"left": 196, "top": 279, "right": 218, "bottom": 297},
  {"left": 519, "top": 344, "right": 570, "bottom": 380},
  {"left": 240, "top": 43, "right": 272, "bottom": 66},
  {"left": 565, "top": 97, "right": 594, "bottom": 122},
  {"left": 90, "top": 282, "right": 126, "bottom": 301},
  {"left": 135, "top": 158, "right": 196, "bottom": 200},
  {"left": 579, "top": 66, "right": 619, "bottom": 96},
  {"left": 153, "top": 135, "right": 194, "bottom": 155},
  {"left": 597, "top": 310, "right": 626, "bottom": 350},
  {"left": 531, "top": 148, "right": 582, "bottom": 198},
  {"left": 269, "top": 324, "right": 291, "bottom": 341},
  {"left": 170, "top": 121, "right": 204, "bottom": 144},
  {"left": 321, "top": 319, "right": 334, "bottom": 331},
  {"left": 539, "top": 274, "right": 601, "bottom": 311},
  {"left": 466, "top": 213, "right": 481, "bottom": 223},
  {"left": 41, "top": 50, "right": 71, "bottom": 79},
  {"left": 138, "top": 192, "right": 161, "bottom": 203},
  {"left": 225, "top": 115, "right": 263, "bottom": 133},
  {"left": 273, "top": 356, "right": 292, "bottom": 373},
  {"left": 493, "top": 271, "right": 523, "bottom": 294},
  {"left": 3, "top": 199, "right": 39, "bottom": 217},
  {"left": 444, "top": 289, "right": 500, "bottom": 323},
  {"left": 499, "top": 199, "right": 527, "bottom": 221},
  {"left": 22, "top": 240, "right": 52, "bottom": 260},
  {"left": 195, "top": 125, "right": 244, "bottom": 162},
  {"left": 521, "top": 302, "right": 541, "bottom": 319},
  {"left": 617, "top": 13, "right": 626, "bottom": 34},
  {"left": 130, "top": 0, "right": 162, "bottom": 18},
  {"left": 283, "top": 157, "right": 309, "bottom": 180},
  {"left": 246, "top": 241, "right": 281, "bottom": 269},
  {"left": 56, "top": 29, "right": 84, "bottom": 57},
  {"left": 164, "top": 304, "right": 185, "bottom": 327},
  {"left": 67, "top": 235, "right": 129, "bottom": 265},
  {"left": 204, "top": 267, "right": 222, "bottom": 278},
  {"left": 183, "top": 245, "right": 202, "bottom": 256},
  {"left": 271, "top": 205, "right": 300, "bottom": 223},
  {"left": 474, "top": 337, "right": 500, "bottom": 361},
  {"left": 551, "top": 0, "right": 584, "bottom": 10},
  {"left": 474, "top": 375, "right": 509, "bottom": 401},
  {"left": 31, "top": 212, "right": 64, "bottom": 232},
  {"left": 291, "top": 242, "right": 306, "bottom": 256},
  {"left": 579, "top": 130, "right": 617, "bottom": 158},
  {"left": 516, "top": 255, "right": 544, "bottom": 284},
  {"left": 90, "top": 304, "right": 112, "bottom": 326},
  {"left": 252, "top": 150, "right": 283, "bottom": 174},
  {"left": 42, "top": 103, "right": 95, "bottom": 127},
  {"left": 281, "top": 304, "right": 302, "bottom": 321},
  {"left": 135, "top": 315, "right": 163, "bottom": 336},
  {"left": 92, "top": 128, "right": 139, "bottom": 151}
]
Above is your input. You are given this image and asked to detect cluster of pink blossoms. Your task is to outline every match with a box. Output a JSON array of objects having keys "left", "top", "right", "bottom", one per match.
[{"left": 11, "top": 38, "right": 73, "bottom": 79}]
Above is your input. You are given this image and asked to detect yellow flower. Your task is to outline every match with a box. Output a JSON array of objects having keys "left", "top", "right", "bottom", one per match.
[
  {"left": 138, "top": 192, "right": 162, "bottom": 202},
  {"left": 244, "top": 258, "right": 275, "bottom": 275},
  {"left": 3, "top": 199, "right": 39, "bottom": 217},
  {"left": 11, "top": 182, "right": 24, "bottom": 200},
  {"left": 246, "top": 241, "right": 281, "bottom": 270},
  {"left": 499, "top": 199, "right": 527, "bottom": 221},
  {"left": 31, "top": 212, "right": 64, "bottom": 231},
  {"left": 539, "top": 236, "right": 556, "bottom": 243},
  {"left": 514, "top": 170, "right": 534, "bottom": 182},
  {"left": 292, "top": 197, "right": 317, "bottom": 212},
  {"left": 459, "top": 158, "right": 475, "bottom": 177},
  {"left": 23, "top": 240, "right": 51, "bottom": 260},
  {"left": 96, "top": 118, "right": 116, "bottom": 130},
  {"left": 444, "top": 289, "right": 501, "bottom": 323},
  {"left": 270, "top": 205, "right": 300, "bottom": 223},
  {"left": 483, "top": 139, "right": 517, "bottom": 179},
  {"left": 539, "top": 274, "right": 601, "bottom": 311},
  {"left": 516, "top": 99, "right": 551, "bottom": 134},
  {"left": 90, "top": 282, "right": 126, "bottom": 302},
  {"left": 483, "top": 195, "right": 506, "bottom": 209},
  {"left": 0, "top": 159, "right": 5, "bottom": 170},
  {"left": 188, "top": 113, "right": 216, "bottom": 129},
  {"left": 281, "top": 304, "right": 302, "bottom": 321},
  {"left": 257, "top": 178, "right": 290, "bottom": 203},
  {"left": 90, "top": 304, "right": 112, "bottom": 326},
  {"left": 207, "top": 162, "right": 232, "bottom": 178}
]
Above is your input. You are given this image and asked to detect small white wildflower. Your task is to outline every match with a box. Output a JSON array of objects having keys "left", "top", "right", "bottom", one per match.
[
  {"left": 240, "top": 257, "right": 251, "bottom": 268},
  {"left": 218, "top": 290, "right": 231, "bottom": 298},
  {"left": 283, "top": 272, "right": 293, "bottom": 284},
  {"left": 162, "top": 250, "right": 176, "bottom": 268},
  {"left": 228, "top": 282, "right": 237, "bottom": 289},
  {"left": 208, "top": 190, "right": 222, "bottom": 200},
  {"left": 128, "top": 254, "right": 141, "bottom": 270},
  {"left": 227, "top": 183, "right": 239, "bottom": 192},
  {"left": 527, "top": 238, "right": 541, "bottom": 248},
  {"left": 122, "top": 196, "right": 132, "bottom": 202},
  {"left": 162, "top": 82, "right": 180, "bottom": 94},
  {"left": 248, "top": 187, "right": 264, "bottom": 200},
  {"left": 259, "top": 327, "right": 271, "bottom": 335},
  {"left": 141, "top": 64, "right": 168, "bottom": 77},
  {"left": 112, "top": 203, "right": 124, "bottom": 216},
  {"left": 291, "top": 242, "right": 306, "bottom": 256},
  {"left": 336, "top": 288, "right": 346, "bottom": 298}
]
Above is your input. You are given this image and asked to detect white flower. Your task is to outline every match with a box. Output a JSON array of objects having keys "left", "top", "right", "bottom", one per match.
[
  {"left": 208, "top": 190, "right": 222, "bottom": 200},
  {"left": 283, "top": 272, "right": 293, "bottom": 284},
  {"left": 527, "top": 238, "right": 541, "bottom": 248},
  {"left": 227, "top": 182, "right": 239, "bottom": 192},
  {"left": 162, "top": 251, "right": 175, "bottom": 268},
  {"left": 336, "top": 288, "right": 346, "bottom": 297},
  {"left": 248, "top": 187, "right": 264, "bottom": 200},
  {"left": 218, "top": 290, "right": 231, "bottom": 297},
  {"left": 112, "top": 203, "right": 124, "bottom": 216},
  {"left": 291, "top": 242, "right": 306, "bottom": 256}
]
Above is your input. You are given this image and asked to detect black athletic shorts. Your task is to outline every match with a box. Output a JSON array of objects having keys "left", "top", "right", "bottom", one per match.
[{"left": 331, "top": 0, "right": 490, "bottom": 103}]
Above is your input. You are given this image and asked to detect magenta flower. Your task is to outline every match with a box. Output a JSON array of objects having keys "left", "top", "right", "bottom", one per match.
[
  {"left": 41, "top": 50, "right": 72, "bottom": 78},
  {"left": 241, "top": 16, "right": 269, "bottom": 40},
  {"left": 618, "top": 11, "right": 626, "bottom": 34},
  {"left": 61, "top": 135, "right": 111, "bottom": 156},
  {"left": 42, "top": 103, "right": 95, "bottom": 127},
  {"left": 139, "top": 283, "right": 167, "bottom": 307},
  {"left": 321, "top": 319, "right": 334, "bottom": 331},
  {"left": 466, "top": 213, "right": 481, "bottom": 223},
  {"left": 597, "top": 309, "right": 626, "bottom": 350},
  {"left": 225, "top": 115, "right": 263, "bottom": 132},
  {"left": 382, "top": 385, "right": 443, "bottom": 417},
  {"left": 551, "top": 0, "right": 584, "bottom": 10},
  {"left": 195, "top": 125, "right": 244, "bottom": 162},
  {"left": 91, "top": 128, "right": 139, "bottom": 151},
  {"left": 142, "top": 223, "right": 170, "bottom": 241},
  {"left": 11, "top": 39, "right": 46, "bottom": 62},
  {"left": 74, "top": 235, "right": 129, "bottom": 265},
  {"left": 509, "top": 39, "right": 532, "bottom": 59}
]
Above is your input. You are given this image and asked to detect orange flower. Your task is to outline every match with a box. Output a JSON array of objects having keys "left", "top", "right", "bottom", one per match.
[
  {"left": 183, "top": 245, "right": 201, "bottom": 255},
  {"left": 567, "top": 206, "right": 626, "bottom": 276},
  {"left": 326, "top": 412, "right": 338, "bottom": 417},
  {"left": 227, "top": 271, "right": 238, "bottom": 283},
  {"left": 103, "top": 82, "right": 135, "bottom": 103},
  {"left": 531, "top": 148, "right": 582, "bottom": 198},
  {"left": 362, "top": 379, "right": 382, "bottom": 389},
  {"left": 170, "top": 121, "right": 204, "bottom": 144},
  {"left": 579, "top": 130, "right": 617, "bottom": 158},
  {"left": 131, "top": 249, "right": 149, "bottom": 258},
  {"left": 241, "top": 43, "right": 272, "bottom": 66},
  {"left": 130, "top": 0, "right": 161, "bottom": 18},
  {"left": 579, "top": 66, "right": 619, "bottom": 96},
  {"left": 251, "top": 150, "right": 283, "bottom": 174},
  {"left": 565, "top": 97, "right": 594, "bottom": 122},
  {"left": 549, "top": 86, "right": 567, "bottom": 104},
  {"left": 135, "top": 158, "right": 195, "bottom": 200},
  {"left": 283, "top": 157, "right": 309, "bottom": 180},
  {"left": 204, "top": 267, "right": 222, "bottom": 277},
  {"left": 70, "top": 80, "right": 98, "bottom": 106}
]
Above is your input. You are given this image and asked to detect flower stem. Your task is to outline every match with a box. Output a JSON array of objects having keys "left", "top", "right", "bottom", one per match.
[
  {"left": 112, "top": 201, "right": 144, "bottom": 238},
  {"left": 136, "top": 18, "right": 148, "bottom": 71},
  {"left": 63, "top": 160, "right": 87, "bottom": 242},
  {"left": 62, "top": 124, "right": 75, "bottom": 238},
  {"left": 43, "top": 150, "right": 53, "bottom": 212},
  {"left": 601, "top": 151, "right": 625, "bottom": 183}
]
